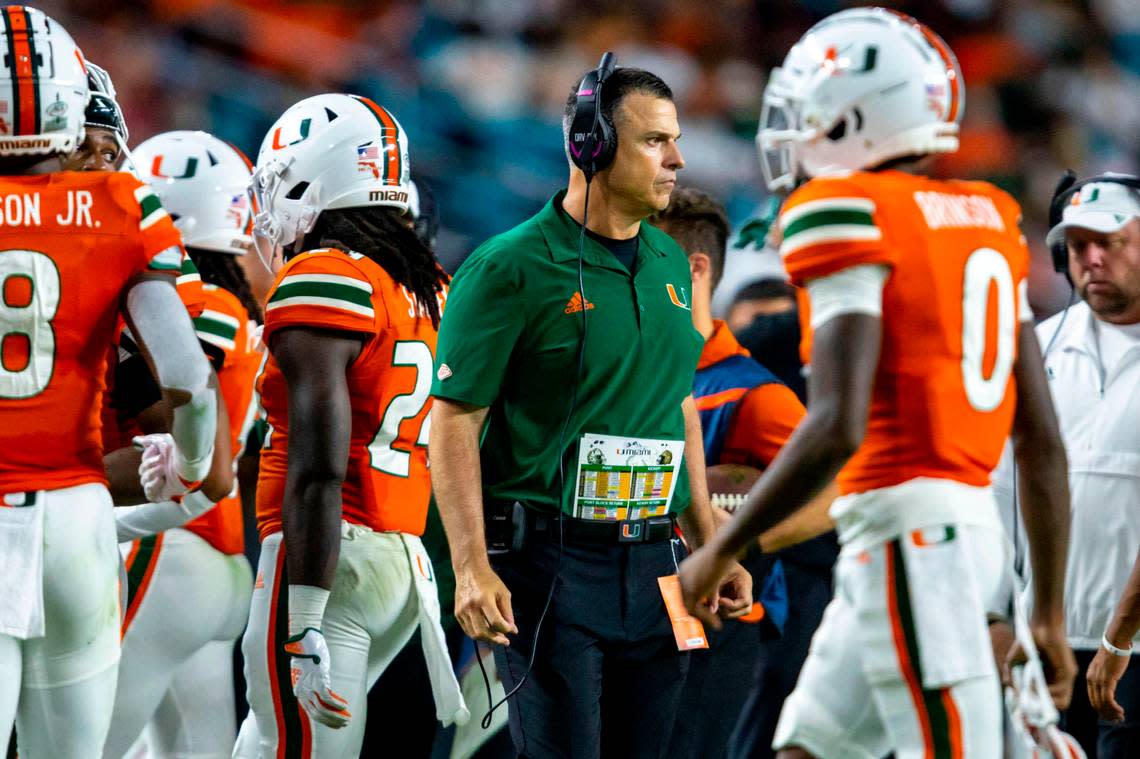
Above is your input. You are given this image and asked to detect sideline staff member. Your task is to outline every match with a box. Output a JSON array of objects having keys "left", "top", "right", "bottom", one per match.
[
  {"left": 430, "top": 62, "right": 751, "bottom": 759},
  {"left": 995, "top": 175, "right": 1140, "bottom": 757}
]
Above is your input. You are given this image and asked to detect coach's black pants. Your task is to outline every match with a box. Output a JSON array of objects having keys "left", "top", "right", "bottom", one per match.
[
  {"left": 491, "top": 533, "right": 689, "bottom": 759},
  {"left": 1061, "top": 648, "right": 1140, "bottom": 759}
]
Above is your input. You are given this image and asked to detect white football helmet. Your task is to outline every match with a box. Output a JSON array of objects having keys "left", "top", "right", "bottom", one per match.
[
  {"left": 250, "top": 93, "right": 412, "bottom": 271},
  {"left": 758, "top": 7, "right": 963, "bottom": 193},
  {"left": 133, "top": 131, "right": 253, "bottom": 254},
  {"left": 0, "top": 7, "right": 88, "bottom": 157}
]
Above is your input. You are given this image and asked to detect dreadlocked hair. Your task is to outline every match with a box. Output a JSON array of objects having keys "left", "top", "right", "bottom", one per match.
[
  {"left": 300, "top": 206, "right": 448, "bottom": 329},
  {"left": 187, "top": 247, "right": 263, "bottom": 324}
]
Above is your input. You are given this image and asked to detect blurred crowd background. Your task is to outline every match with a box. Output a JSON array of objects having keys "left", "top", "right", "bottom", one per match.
[{"left": 40, "top": 0, "right": 1140, "bottom": 316}]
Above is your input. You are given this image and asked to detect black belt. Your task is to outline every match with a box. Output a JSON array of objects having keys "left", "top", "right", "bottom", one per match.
[{"left": 529, "top": 512, "right": 676, "bottom": 545}]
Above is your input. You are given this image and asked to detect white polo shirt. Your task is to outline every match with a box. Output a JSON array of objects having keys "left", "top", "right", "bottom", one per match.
[{"left": 994, "top": 300, "right": 1140, "bottom": 650}]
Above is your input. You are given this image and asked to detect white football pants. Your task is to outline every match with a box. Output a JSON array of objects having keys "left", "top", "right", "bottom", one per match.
[
  {"left": 104, "top": 528, "right": 253, "bottom": 758},
  {"left": 233, "top": 524, "right": 419, "bottom": 759},
  {"left": 0, "top": 483, "right": 121, "bottom": 759}
]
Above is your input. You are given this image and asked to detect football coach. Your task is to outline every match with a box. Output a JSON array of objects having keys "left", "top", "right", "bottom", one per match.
[{"left": 429, "top": 56, "right": 752, "bottom": 759}]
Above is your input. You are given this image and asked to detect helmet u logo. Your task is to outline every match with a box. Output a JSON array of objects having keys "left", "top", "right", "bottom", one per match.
[
  {"left": 271, "top": 118, "right": 312, "bottom": 150},
  {"left": 150, "top": 155, "right": 198, "bottom": 179}
]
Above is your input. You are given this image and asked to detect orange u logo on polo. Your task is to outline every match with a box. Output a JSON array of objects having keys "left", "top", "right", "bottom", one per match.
[{"left": 666, "top": 283, "right": 690, "bottom": 310}]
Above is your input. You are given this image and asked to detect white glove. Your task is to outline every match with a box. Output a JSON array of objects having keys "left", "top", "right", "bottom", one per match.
[
  {"left": 133, "top": 433, "right": 191, "bottom": 503},
  {"left": 283, "top": 628, "right": 351, "bottom": 729}
]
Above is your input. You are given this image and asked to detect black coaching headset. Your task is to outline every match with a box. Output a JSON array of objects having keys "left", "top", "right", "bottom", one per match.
[
  {"left": 568, "top": 52, "right": 618, "bottom": 180},
  {"left": 475, "top": 51, "right": 620, "bottom": 728},
  {"left": 1047, "top": 170, "right": 1140, "bottom": 277}
]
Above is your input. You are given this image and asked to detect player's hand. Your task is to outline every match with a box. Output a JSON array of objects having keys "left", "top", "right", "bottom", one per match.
[
  {"left": 454, "top": 561, "right": 517, "bottom": 646},
  {"left": 1008, "top": 621, "right": 1077, "bottom": 711},
  {"left": 1087, "top": 645, "right": 1130, "bottom": 722},
  {"left": 678, "top": 542, "right": 735, "bottom": 631},
  {"left": 714, "top": 561, "right": 752, "bottom": 621},
  {"left": 284, "top": 628, "right": 351, "bottom": 729},
  {"left": 133, "top": 433, "right": 190, "bottom": 503}
]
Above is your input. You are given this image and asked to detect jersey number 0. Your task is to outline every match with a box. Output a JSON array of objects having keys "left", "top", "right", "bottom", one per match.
[{"left": 961, "top": 247, "right": 1016, "bottom": 413}]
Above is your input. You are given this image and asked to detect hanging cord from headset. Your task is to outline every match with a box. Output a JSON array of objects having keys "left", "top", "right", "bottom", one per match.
[{"left": 474, "top": 180, "right": 592, "bottom": 729}]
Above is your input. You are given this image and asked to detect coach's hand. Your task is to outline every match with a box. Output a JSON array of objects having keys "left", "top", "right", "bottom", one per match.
[
  {"left": 1088, "top": 645, "right": 1130, "bottom": 722},
  {"left": 455, "top": 561, "right": 517, "bottom": 646}
]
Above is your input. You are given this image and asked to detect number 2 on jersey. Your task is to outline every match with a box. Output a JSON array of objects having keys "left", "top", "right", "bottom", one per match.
[
  {"left": 0, "top": 250, "right": 60, "bottom": 399},
  {"left": 369, "top": 340, "right": 433, "bottom": 476},
  {"left": 961, "top": 247, "right": 1016, "bottom": 413}
]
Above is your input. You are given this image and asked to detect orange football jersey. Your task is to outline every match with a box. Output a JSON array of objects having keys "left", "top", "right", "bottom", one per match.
[
  {"left": 181, "top": 284, "right": 260, "bottom": 555},
  {"left": 779, "top": 170, "right": 1030, "bottom": 495},
  {"left": 255, "top": 248, "right": 445, "bottom": 540},
  {"left": 0, "top": 172, "right": 183, "bottom": 494}
]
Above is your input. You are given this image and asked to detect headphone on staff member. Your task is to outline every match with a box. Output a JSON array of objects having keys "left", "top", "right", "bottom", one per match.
[
  {"left": 1048, "top": 170, "right": 1140, "bottom": 275},
  {"left": 567, "top": 52, "right": 618, "bottom": 181},
  {"left": 474, "top": 51, "right": 621, "bottom": 729}
]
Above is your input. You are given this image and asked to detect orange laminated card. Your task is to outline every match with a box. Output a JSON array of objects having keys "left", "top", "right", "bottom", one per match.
[{"left": 657, "top": 575, "right": 708, "bottom": 651}]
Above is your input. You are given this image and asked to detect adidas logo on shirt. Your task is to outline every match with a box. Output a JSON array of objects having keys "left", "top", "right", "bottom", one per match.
[{"left": 564, "top": 291, "right": 594, "bottom": 314}]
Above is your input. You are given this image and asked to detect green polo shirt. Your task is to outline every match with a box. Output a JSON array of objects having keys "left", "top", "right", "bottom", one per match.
[{"left": 431, "top": 190, "right": 703, "bottom": 517}]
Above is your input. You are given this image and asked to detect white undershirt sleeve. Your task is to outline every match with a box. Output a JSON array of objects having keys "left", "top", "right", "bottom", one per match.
[{"left": 805, "top": 264, "right": 891, "bottom": 329}]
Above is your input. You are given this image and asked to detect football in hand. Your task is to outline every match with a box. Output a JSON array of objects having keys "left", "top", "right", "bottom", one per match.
[{"left": 706, "top": 463, "right": 763, "bottom": 513}]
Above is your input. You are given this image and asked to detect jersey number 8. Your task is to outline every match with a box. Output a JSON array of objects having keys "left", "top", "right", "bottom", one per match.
[
  {"left": 961, "top": 247, "right": 1016, "bottom": 413},
  {"left": 0, "top": 250, "right": 61, "bottom": 400}
]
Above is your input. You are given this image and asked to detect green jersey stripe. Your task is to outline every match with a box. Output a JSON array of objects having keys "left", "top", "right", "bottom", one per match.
[
  {"left": 783, "top": 209, "right": 876, "bottom": 240},
  {"left": 196, "top": 330, "right": 237, "bottom": 353},
  {"left": 278, "top": 271, "right": 373, "bottom": 293},
  {"left": 265, "top": 295, "right": 375, "bottom": 319},
  {"left": 269, "top": 280, "right": 373, "bottom": 308},
  {"left": 780, "top": 225, "right": 883, "bottom": 257},
  {"left": 198, "top": 308, "right": 240, "bottom": 329},
  {"left": 140, "top": 207, "right": 170, "bottom": 231},
  {"left": 780, "top": 196, "right": 876, "bottom": 228},
  {"left": 138, "top": 192, "right": 163, "bottom": 221},
  {"left": 194, "top": 314, "right": 239, "bottom": 341}
]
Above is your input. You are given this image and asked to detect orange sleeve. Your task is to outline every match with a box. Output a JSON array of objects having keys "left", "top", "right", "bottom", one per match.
[
  {"left": 177, "top": 253, "right": 206, "bottom": 319},
  {"left": 262, "top": 250, "right": 378, "bottom": 343},
  {"left": 779, "top": 175, "right": 896, "bottom": 286},
  {"left": 110, "top": 174, "right": 185, "bottom": 276},
  {"left": 722, "top": 382, "right": 806, "bottom": 468}
]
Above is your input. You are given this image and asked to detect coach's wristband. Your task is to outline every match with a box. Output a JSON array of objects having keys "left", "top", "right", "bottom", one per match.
[{"left": 1102, "top": 633, "right": 1133, "bottom": 657}]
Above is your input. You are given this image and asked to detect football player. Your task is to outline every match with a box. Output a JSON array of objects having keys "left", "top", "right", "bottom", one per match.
[
  {"left": 0, "top": 8, "right": 216, "bottom": 757},
  {"left": 102, "top": 131, "right": 261, "bottom": 759},
  {"left": 61, "top": 61, "right": 130, "bottom": 173},
  {"left": 234, "top": 94, "right": 461, "bottom": 758},
  {"left": 651, "top": 186, "right": 838, "bottom": 759},
  {"left": 679, "top": 8, "right": 1076, "bottom": 758}
]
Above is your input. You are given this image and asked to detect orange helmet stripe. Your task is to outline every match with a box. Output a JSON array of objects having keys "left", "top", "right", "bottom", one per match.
[{"left": 350, "top": 95, "right": 401, "bottom": 186}]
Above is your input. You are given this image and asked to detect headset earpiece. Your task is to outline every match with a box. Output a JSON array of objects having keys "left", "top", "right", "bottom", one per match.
[
  {"left": 568, "top": 52, "right": 618, "bottom": 181},
  {"left": 1048, "top": 171, "right": 1140, "bottom": 277},
  {"left": 1048, "top": 170, "right": 1078, "bottom": 275}
]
